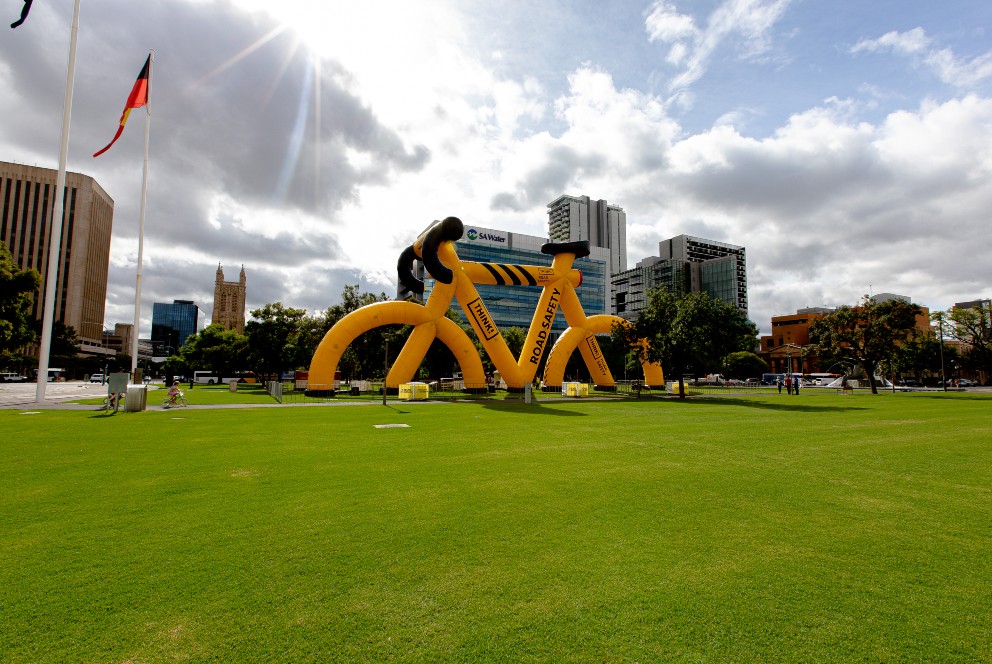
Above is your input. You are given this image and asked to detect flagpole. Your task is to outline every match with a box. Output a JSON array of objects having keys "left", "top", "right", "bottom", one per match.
[
  {"left": 130, "top": 49, "right": 153, "bottom": 377},
  {"left": 36, "top": 0, "right": 81, "bottom": 403}
]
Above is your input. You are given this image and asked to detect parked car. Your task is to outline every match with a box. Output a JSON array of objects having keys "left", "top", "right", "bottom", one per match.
[
  {"left": 898, "top": 379, "right": 921, "bottom": 387},
  {"left": 0, "top": 372, "right": 28, "bottom": 382},
  {"left": 957, "top": 379, "right": 977, "bottom": 387},
  {"left": 744, "top": 378, "right": 760, "bottom": 385},
  {"left": 89, "top": 373, "right": 105, "bottom": 383}
]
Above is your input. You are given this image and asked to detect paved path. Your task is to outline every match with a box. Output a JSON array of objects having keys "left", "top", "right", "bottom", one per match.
[{"left": 0, "top": 382, "right": 422, "bottom": 411}]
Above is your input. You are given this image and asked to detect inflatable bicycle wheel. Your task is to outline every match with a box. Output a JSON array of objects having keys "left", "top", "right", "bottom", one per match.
[
  {"left": 542, "top": 315, "right": 664, "bottom": 390},
  {"left": 308, "top": 301, "right": 486, "bottom": 394}
]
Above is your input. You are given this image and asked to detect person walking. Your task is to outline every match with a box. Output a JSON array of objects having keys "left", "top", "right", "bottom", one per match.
[
  {"left": 794, "top": 377, "right": 801, "bottom": 395},
  {"left": 785, "top": 375, "right": 792, "bottom": 395},
  {"left": 777, "top": 377, "right": 783, "bottom": 394}
]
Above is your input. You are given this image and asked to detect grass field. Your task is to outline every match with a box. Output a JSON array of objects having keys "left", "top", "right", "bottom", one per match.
[{"left": 1, "top": 392, "right": 990, "bottom": 661}]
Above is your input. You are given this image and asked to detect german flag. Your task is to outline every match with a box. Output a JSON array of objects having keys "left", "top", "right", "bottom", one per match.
[{"left": 93, "top": 55, "right": 150, "bottom": 157}]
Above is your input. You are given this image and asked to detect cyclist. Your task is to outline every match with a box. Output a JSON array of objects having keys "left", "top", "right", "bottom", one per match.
[{"left": 167, "top": 380, "right": 183, "bottom": 406}]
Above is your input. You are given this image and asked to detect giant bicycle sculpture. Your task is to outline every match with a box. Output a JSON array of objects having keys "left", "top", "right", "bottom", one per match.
[{"left": 308, "top": 217, "right": 663, "bottom": 393}]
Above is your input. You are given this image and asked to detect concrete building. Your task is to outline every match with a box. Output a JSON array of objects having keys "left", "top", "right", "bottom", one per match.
[
  {"left": 212, "top": 264, "right": 246, "bottom": 333},
  {"left": 421, "top": 224, "right": 609, "bottom": 334},
  {"left": 0, "top": 161, "right": 114, "bottom": 351},
  {"left": 151, "top": 300, "right": 199, "bottom": 354},
  {"left": 547, "top": 195, "right": 627, "bottom": 275},
  {"left": 612, "top": 234, "right": 748, "bottom": 320}
]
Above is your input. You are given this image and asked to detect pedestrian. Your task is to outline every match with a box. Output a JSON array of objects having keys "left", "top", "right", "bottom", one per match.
[
  {"left": 785, "top": 375, "right": 792, "bottom": 395},
  {"left": 794, "top": 376, "right": 801, "bottom": 395},
  {"left": 777, "top": 377, "right": 783, "bottom": 394}
]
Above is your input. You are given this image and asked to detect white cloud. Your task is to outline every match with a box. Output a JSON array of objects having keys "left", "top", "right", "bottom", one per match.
[
  {"left": 851, "top": 27, "right": 931, "bottom": 56},
  {"left": 852, "top": 27, "right": 992, "bottom": 88},
  {"left": 645, "top": 0, "right": 792, "bottom": 94}
]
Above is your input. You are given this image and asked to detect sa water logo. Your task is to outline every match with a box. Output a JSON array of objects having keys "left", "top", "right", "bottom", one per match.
[{"left": 467, "top": 229, "right": 478, "bottom": 241}]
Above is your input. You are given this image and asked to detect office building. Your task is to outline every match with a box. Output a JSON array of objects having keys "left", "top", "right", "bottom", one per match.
[
  {"left": 0, "top": 161, "right": 114, "bottom": 350},
  {"left": 212, "top": 264, "right": 246, "bottom": 333},
  {"left": 421, "top": 224, "right": 609, "bottom": 334},
  {"left": 151, "top": 300, "right": 199, "bottom": 353},
  {"left": 954, "top": 298, "right": 990, "bottom": 311},
  {"left": 612, "top": 234, "right": 748, "bottom": 320},
  {"left": 547, "top": 194, "right": 627, "bottom": 275}
]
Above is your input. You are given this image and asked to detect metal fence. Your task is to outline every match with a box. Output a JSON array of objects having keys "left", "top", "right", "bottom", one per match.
[{"left": 265, "top": 379, "right": 778, "bottom": 404}]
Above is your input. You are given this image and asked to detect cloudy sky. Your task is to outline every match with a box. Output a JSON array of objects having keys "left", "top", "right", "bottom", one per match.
[{"left": 3, "top": 0, "right": 991, "bottom": 335}]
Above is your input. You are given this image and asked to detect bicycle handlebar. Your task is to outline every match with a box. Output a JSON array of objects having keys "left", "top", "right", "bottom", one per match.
[
  {"left": 420, "top": 216, "right": 464, "bottom": 284},
  {"left": 396, "top": 245, "right": 423, "bottom": 295}
]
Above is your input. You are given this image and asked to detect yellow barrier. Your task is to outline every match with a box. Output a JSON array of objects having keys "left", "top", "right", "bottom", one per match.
[{"left": 399, "top": 382, "right": 429, "bottom": 401}]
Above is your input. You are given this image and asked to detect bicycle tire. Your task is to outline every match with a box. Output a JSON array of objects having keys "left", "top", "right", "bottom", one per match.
[{"left": 308, "top": 301, "right": 485, "bottom": 393}]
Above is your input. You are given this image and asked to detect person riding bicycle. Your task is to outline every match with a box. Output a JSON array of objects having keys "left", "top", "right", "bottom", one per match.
[{"left": 167, "top": 380, "right": 183, "bottom": 405}]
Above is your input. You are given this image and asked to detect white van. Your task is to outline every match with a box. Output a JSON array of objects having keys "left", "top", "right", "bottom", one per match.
[{"left": 1, "top": 372, "right": 27, "bottom": 382}]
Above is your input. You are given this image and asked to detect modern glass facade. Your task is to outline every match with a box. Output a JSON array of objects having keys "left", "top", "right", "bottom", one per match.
[
  {"left": 612, "top": 259, "right": 690, "bottom": 321},
  {"left": 151, "top": 300, "right": 199, "bottom": 353},
  {"left": 421, "top": 225, "right": 608, "bottom": 335},
  {"left": 699, "top": 256, "right": 740, "bottom": 308},
  {"left": 613, "top": 234, "right": 748, "bottom": 319}
]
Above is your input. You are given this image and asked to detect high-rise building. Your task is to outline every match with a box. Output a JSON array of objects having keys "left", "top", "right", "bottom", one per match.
[
  {"left": 0, "top": 161, "right": 114, "bottom": 350},
  {"left": 151, "top": 300, "right": 199, "bottom": 353},
  {"left": 547, "top": 195, "right": 627, "bottom": 275},
  {"left": 612, "top": 234, "right": 748, "bottom": 320},
  {"left": 660, "top": 235, "right": 747, "bottom": 313},
  {"left": 212, "top": 264, "right": 246, "bottom": 333},
  {"left": 420, "top": 224, "right": 609, "bottom": 334}
]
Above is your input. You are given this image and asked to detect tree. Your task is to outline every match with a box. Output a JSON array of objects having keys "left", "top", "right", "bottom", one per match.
[
  {"left": 892, "top": 328, "right": 958, "bottom": 383},
  {"left": 946, "top": 302, "right": 992, "bottom": 381},
  {"left": 808, "top": 295, "right": 922, "bottom": 394},
  {"left": 245, "top": 303, "right": 307, "bottom": 381},
  {"left": 723, "top": 351, "right": 768, "bottom": 379},
  {"left": 615, "top": 289, "right": 758, "bottom": 399},
  {"left": 48, "top": 321, "right": 81, "bottom": 373},
  {"left": 178, "top": 324, "right": 248, "bottom": 376},
  {"left": 0, "top": 241, "right": 42, "bottom": 370}
]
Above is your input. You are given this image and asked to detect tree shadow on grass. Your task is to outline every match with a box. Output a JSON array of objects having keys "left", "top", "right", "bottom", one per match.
[
  {"left": 918, "top": 393, "right": 992, "bottom": 402},
  {"left": 478, "top": 401, "right": 587, "bottom": 416},
  {"left": 669, "top": 397, "right": 869, "bottom": 413}
]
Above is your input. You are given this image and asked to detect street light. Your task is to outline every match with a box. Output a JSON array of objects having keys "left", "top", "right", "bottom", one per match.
[{"left": 932, "top": 312, "right": 947, "bottom": 392}]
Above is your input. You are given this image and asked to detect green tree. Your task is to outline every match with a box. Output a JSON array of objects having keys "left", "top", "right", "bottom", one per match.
[
  {"left": 809, "top": 295, "right": 922, "bottom": 394},
  {"left": 0, "top": 241, "right": 42, "bottom": 370},
  {"left": 946, "top": 302, "right": 992, "bottom": 381},
  {"left": 179, "top": 324, "right": 249, "bottom": 376},
  {"left": 615, "top": 289, "right": 758, "bottom": 399},
  {"left": 42, "top": 321, "right": 82, "bottom": 377},
  {"left": 892, "top": 328, "right": 958, "bottom": 383},
  {"left": 723, "top": 351, "right": 768, "bottom": 379},
  {"left": 245, "top": 303, "right": 307, "bottom": 382}
]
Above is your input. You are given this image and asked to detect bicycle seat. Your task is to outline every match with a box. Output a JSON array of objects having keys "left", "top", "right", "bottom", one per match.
[{"left": 541, "top": 240, "right": 590, "bottom": 258}]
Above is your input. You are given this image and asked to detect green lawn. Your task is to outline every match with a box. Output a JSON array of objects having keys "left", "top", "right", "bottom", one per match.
[{"left": 1, "top": 392, "right": 990, "bottom": 661}]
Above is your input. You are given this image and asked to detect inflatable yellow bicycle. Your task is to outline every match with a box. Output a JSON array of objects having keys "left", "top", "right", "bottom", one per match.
[{"left": 308, "top": 217, "right": 663, "bottom": 394}]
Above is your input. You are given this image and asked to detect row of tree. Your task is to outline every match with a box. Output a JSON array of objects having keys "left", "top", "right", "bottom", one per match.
[{"left": 806, "top": 295, "right": 992, "bottom": 394}]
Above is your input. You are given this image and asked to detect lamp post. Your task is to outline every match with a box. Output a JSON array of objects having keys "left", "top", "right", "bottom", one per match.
[{"left": 934, "top": 313, "right": 947, "bottom": 392}]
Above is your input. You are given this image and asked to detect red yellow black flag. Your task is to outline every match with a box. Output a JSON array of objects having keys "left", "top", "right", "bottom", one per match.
[{"left": 93, "top": 55, "right": 151, "bottom": 157}]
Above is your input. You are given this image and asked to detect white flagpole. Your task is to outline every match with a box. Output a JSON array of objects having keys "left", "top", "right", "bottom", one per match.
[
  {"left": 130, "top": 49, "right": 153, "bottom": 377},
  {"left": 36, "top": 0, "right": 81, "bottom": 403}
]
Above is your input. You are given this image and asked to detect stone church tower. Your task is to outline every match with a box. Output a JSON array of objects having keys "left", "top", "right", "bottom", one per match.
[{"left": 212, "top": 264, "right": 247, "bottom": 333}]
